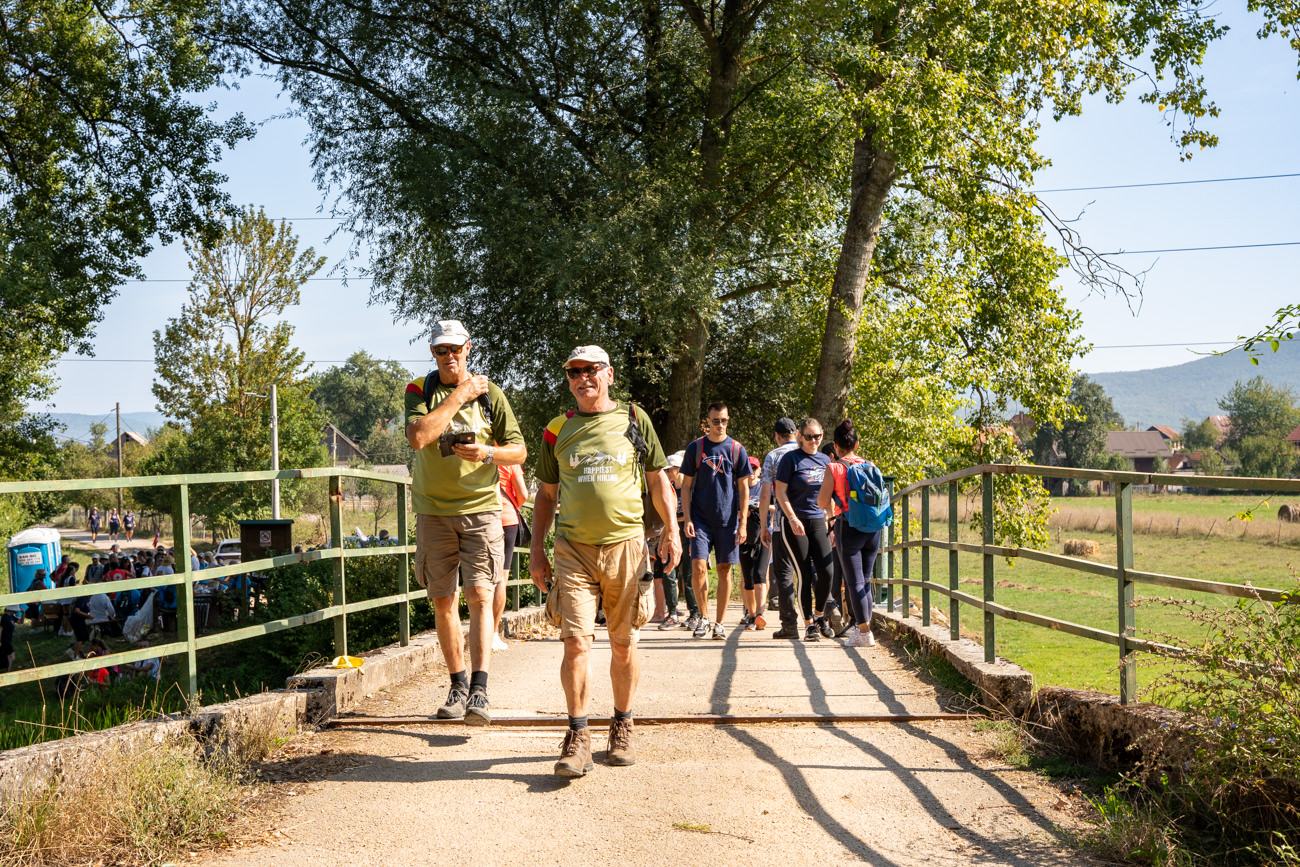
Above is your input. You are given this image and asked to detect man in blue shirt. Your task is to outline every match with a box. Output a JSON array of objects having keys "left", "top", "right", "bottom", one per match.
[{"left": 679, "top": 402, "right": 753, "bottom": 640}]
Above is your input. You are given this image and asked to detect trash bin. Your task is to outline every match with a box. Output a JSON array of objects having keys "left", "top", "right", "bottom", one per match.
[{"left": 6, "top": 528, "right": 62, "bottom": 594}]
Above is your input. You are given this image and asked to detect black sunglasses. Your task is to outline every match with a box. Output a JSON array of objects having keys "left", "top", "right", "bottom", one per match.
[
  {"left": 802, "top": 432, "right": 823, "bottom": 441},
  {"left": 433, "top": 344, "right": 464, "bottom": 357},
  {"left": 565, "top": 363, "right": 608, "bottom": 380}
]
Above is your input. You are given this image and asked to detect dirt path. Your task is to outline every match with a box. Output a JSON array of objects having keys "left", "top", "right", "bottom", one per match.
[{"left": 207, "top": 605, "right": 1102, "bottom": 867}]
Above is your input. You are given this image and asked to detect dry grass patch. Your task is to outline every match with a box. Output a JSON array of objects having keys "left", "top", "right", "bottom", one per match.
[{"left": 0, "top": 734, "right": 264, "bottom": 867}]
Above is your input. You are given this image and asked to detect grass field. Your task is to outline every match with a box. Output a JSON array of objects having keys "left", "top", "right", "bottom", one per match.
[{"left": 894, "top": 493, "right": 1300, "bottom": 697}]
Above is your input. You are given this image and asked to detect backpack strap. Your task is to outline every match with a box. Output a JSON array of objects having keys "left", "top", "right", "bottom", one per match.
[
  {"left": 423, "top": 372, "right": 495, "bottom": 439},
  {"left": 692, "top": 436, "right": 705, "bottom": 471},
  {"left": 623, "top": 403, "right": 650, "bottom": 469}
]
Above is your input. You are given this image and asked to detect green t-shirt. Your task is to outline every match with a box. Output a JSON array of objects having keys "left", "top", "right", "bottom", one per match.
[
  {"left": 404, "top": 374, "right": 524, "bottom": 516},
  {"left": 536, "top": 403, "right": 667, "bottom": 546}
]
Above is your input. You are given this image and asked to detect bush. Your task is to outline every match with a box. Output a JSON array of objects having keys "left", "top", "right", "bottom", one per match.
[{"left": 1089, "top": 578, "right": 1300, "bottom": 864}]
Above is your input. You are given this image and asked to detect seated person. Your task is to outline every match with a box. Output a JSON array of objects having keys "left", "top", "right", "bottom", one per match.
[
  {"left": 122, "top": 640, "right": 161, "bottom": 680},
  {"left": 24, "top": 568, "right": 51, "bottom": 621},
  {"left": 87, "top": 585, "right": 118, "bottom": 637}
]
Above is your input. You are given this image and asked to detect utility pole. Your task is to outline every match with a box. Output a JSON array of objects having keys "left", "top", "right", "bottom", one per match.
[
  {"left": 271, "top": 384, "right": 281, "bottom": 519},
  {"left": 116, "top": 402, "right": 124, "bottom": 514}
]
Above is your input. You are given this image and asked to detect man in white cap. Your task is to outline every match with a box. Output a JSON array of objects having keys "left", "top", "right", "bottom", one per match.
[
  {"left": 405, "top": 319, "right": 527, "bottom": 725},
  {"left": 530, "top": 345, "right": 680, "bottom": 777}
]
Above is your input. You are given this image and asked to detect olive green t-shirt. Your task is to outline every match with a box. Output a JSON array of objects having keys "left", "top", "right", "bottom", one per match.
[
  {"left": 536, "top": 403, "right": 667, "bottom": 545},
  {"left": 404, "top": 375, "right": 524, "bottom": 516}
]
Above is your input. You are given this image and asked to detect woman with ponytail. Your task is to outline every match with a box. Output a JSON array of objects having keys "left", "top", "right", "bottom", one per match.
[{"left": 818, "top": 419, "right": 878, "bottom": 647}]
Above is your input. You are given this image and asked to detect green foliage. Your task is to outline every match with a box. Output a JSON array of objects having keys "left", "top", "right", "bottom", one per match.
[
  {"left": 0, "top": 414, "right": 63, "bottom": 542},
  {"left": 0, "top": 0, "right": 252, "bottom": 431},
  {"left": 1216, "top": 377, "right": 1300, "bottom": 477},
  {"left": 1182, "top": 417, "right": 1224, "bottom": 453},
  {"left": 143, "top": 208, "right": 328, "bottom": 528},
  {"left": 1134, "top": 582, "right": 1300, "bottom": 859},
  {"left": 1033, "top": 375, "right": 1125, "bottom": 471},
  {"left": 308, "top": 351, "right": 412, "bottom": 444}
]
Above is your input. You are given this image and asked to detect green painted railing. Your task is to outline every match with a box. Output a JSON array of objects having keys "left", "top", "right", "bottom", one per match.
[
  {"left": 0, "top": 467, "right": 534, "bottom": 701},
  {"left": 877, "top": 464, "right": 1294, "bottom": 704}
]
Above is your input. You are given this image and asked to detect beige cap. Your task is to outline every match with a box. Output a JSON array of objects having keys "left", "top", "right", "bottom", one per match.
[
  {"left": 565, "top": 345, "right": 610, "bottom": 366},
  {"left": 429, "top": 319, "right": 471, "bottom": 346},
  {"left": 667, "top": 450, "right": 686, "bottom": 469}
]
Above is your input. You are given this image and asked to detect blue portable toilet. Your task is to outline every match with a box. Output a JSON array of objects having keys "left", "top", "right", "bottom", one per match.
[{"left": 6, "top": 528, "right": 62, "bottom": 594}]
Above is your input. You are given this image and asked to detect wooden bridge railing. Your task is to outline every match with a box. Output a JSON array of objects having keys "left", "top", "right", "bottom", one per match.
[
  {"left": 0, "top": 467, "right": 532, "bottom": 702},
  {"left": 877, "top": 464, "right": 1294, "bottom": 704}
]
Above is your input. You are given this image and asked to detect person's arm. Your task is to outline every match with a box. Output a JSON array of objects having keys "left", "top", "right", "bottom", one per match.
[
  {"left": 758, "top": 482, "right": 774, "bottom": 547},
  {"left": 775, "top": 480, "right": 805, "bottom": 536},
  {"left": 509, "top": 465, "right": 528, "bottom": 503},
  {"left": 405, "top": 374, "right": 491, "bottom": 450},
  {"left": 735, "top": 474, "right": 751, "bottom": 545},
  {"left": 817, "top": 469, "right": 836, "bottom": 514},
  {"left": 646, "top": 468, "right": 681, "bottom": 571},
  {"left": 679, "top": 472, "right": 696, "bottom": 538},
  {"left": 528, "top": 482, "right": 559, "bottom": 591}
]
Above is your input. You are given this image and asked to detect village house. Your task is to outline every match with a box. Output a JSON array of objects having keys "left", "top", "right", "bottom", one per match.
[
  {"left": 1104, "top": 429, "right": 1173, "bottom": 474},
  {"left": 320, "top": 423, "right": 368, "bottom": 466}
]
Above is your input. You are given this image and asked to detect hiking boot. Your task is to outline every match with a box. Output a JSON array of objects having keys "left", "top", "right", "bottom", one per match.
[
  {"left": 436, "top": 685, "right": 469, "bottom": 719},
  {"left": 607, "top": 718, "right": 636, "bottom": 766},
  {"left": 817, "top": 616, "right": 834, "bottom": 639},
  {"left": 712, "top": 622, "right": 726, "bottom": 640},
  {"left": 772, "top": 626, "right": 799, "bottom": 639},
  {"left": 804, "top": 623, "right": 821, "bottom": 642},
  {"left": 693, "top": 618, "right": 711, "bottom": 638},
  {"left": 657, "top": 615, "right": 679, "bottom": 630},
  {"left": 464, "top": 689, "right": 491, "bottom": 726},
  {"left": 554, "top": 728, "right": 593, "bottom": 777}
]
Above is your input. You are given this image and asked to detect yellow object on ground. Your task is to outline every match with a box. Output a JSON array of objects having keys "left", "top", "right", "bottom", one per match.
[{"left": 329, "top": 656, "right": 365, "bottom": 670}]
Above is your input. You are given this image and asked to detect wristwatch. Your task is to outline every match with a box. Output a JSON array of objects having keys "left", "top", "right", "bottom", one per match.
[{"left": 483, "top": 446, "right": 495, "bottom": 465}]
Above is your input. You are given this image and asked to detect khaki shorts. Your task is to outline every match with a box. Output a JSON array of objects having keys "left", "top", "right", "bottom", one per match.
[
  {"left": 416, "top": 512, "right": 504, "bottom": 600},
  {"left": 553, "top": 535, "right": 652, "bottom": 645}
]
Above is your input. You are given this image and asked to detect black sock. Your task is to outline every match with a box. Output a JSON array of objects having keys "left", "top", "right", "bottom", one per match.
[
  {"left": 569, "top": 716, "right": 588, "bottom": 730},
  {"left": 450, "top": 670, "right": 469, "bottom": 689},
  {"left": 470, "top": 670, "right": 488, "bottom": 692},
  {"left": 613, "top": 708, "right": 632, "bottom": 722}
]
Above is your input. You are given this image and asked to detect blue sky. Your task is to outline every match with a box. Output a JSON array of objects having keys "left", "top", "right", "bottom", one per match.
[{"left": 32, "top": 8, "right": 1300, "bottom": 419}]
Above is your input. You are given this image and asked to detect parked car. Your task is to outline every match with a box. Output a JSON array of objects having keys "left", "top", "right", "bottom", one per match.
[{"left": 213, "top": 539, "right": 241, "bottom": 566}]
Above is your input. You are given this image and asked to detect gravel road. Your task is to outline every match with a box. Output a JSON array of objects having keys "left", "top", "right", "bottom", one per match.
[{"left": 204, "top": 605, "right": 1104, "bottom": 867}]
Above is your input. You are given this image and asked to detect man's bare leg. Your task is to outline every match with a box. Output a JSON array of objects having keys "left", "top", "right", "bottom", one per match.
[
  {"left": 691, "top": 559, "right": 711, "bottom": 624},
  {"left": 464, "top": 585, "right": 494, "bottom": 673},
  {"left": 609, "top": 640, "right": 640, "bottom": 712},
  {"left": 432, "top": 594, "right": 464, "bottom": 673},
  {"left": 561, "top": 634, "right": 593, "bottom": 716},
  {"left": 714, "top": 563, "right": 732, "bottom": 625}
]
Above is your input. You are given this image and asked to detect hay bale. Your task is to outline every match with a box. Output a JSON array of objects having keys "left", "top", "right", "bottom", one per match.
[
  {"left": 1064, "top": 539, "right": 1100, "bottom": 557},
  {"left": 1279, "top": 504, "right": 1300, "bottom": 523}
]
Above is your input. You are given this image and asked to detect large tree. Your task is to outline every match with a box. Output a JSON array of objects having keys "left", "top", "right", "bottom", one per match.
[
  {"left": 144, "top": 208, "right": 328, "bottom": 527},
  {"left": 1218, "top": 376, "right": 1300, "bottom": 477},
  {"left": 308, "top": 351, "right": 411, "bottom": 444},
  {"left": 0, "top": 0, "right": 251, "bottom": 427},
  {"left": 1032, "top": 375, "right": 1124, "bottom": 471}
]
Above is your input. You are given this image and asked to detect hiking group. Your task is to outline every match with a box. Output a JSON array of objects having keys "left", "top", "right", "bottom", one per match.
[{"left": 405, "top": 320, "right": 892, "bottom": 779}]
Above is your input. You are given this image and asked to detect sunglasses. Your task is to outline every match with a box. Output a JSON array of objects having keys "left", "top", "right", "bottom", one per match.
[
  {"left": 433, "top": 344, "right": 464, "bottom": 357},
  {"left": 565, "top": 363, "right": 608, "bottom": 380},
  {"left": 802, "top": 432, "right": 823, "bottom": 441},
  {"left": 707, "top": 418, "right": 730, "bottom": 426}
]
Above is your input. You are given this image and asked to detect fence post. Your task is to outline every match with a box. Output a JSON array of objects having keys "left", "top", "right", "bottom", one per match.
[
  {"left": 330, "top": 473, "right": 347, "bottom": 657},
  {"left": 949, "top": 480, "right": 959, "bottom": 641},
  {"left": 1116, "top": 481, "right": 1136, "bottom": 703},
  {"left": 982, "top": 470, "right": 995, "bottom": 664},
  {"left": 511, "top": 552, "right": 521, "bottom": 611},
  {"left": 900, "top": 491, "right": 910, "bottom": 617},
  {"left": 885, "top": 478, "right": 895, "bottom": 613},
  {"left": 171, "top": 483, "right": 197, "bottom": 703},
  {"left": 398, "top": 480, "right": 410, "bottom": 647},
  {"left": 921, "top": 485, "right": 930, "bottom": 627}
]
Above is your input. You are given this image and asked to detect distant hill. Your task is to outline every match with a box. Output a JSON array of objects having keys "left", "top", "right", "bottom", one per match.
[
  {"left": 36, "top": 411, "right": 167, "bottom": 445},
  {"left": 1090, "top": 343, "right": 1300, "bottom": 428}
]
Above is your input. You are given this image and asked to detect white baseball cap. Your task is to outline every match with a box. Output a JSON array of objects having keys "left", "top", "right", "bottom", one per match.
[
  {"left": 565, "top": 345, "right": 611, "bottom": 366},
  {"left": 667, "top": 450, "right": 686, "bottom": 469},
  {"left": 429, "top": 320, "right": 471, "bottom": 346}
]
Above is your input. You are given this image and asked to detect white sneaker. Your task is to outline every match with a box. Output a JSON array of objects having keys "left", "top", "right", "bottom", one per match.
[{"left": 492, "top": 633, "right": 508, "bottom": 652}]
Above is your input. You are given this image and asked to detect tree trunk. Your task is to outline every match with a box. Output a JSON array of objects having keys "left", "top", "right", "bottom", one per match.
[
  {"left": 664, "top": 319, "right": 708, "bottom": 452},
  {"left": 810, "top": 132, "right": 897, "bottom": 425}
]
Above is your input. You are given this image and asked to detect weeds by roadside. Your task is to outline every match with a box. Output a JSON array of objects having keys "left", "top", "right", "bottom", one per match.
[{"left": 1074, "top": 577, "right": 1300, "bottom": 866}]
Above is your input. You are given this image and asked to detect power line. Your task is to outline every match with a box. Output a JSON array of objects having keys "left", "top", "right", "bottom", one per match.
[
  {"left": 54, "top": 358, "right": 429, "bottom": 364},
  {"left": 1099, "top": 241, "right": 1300, "bottom": 255},
  {"left": 1033, "top": 172, "right": 1300, "bottom": 193},
  {"left": 1090, "top": 341, "right": 1235, "bottom": 349}
]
